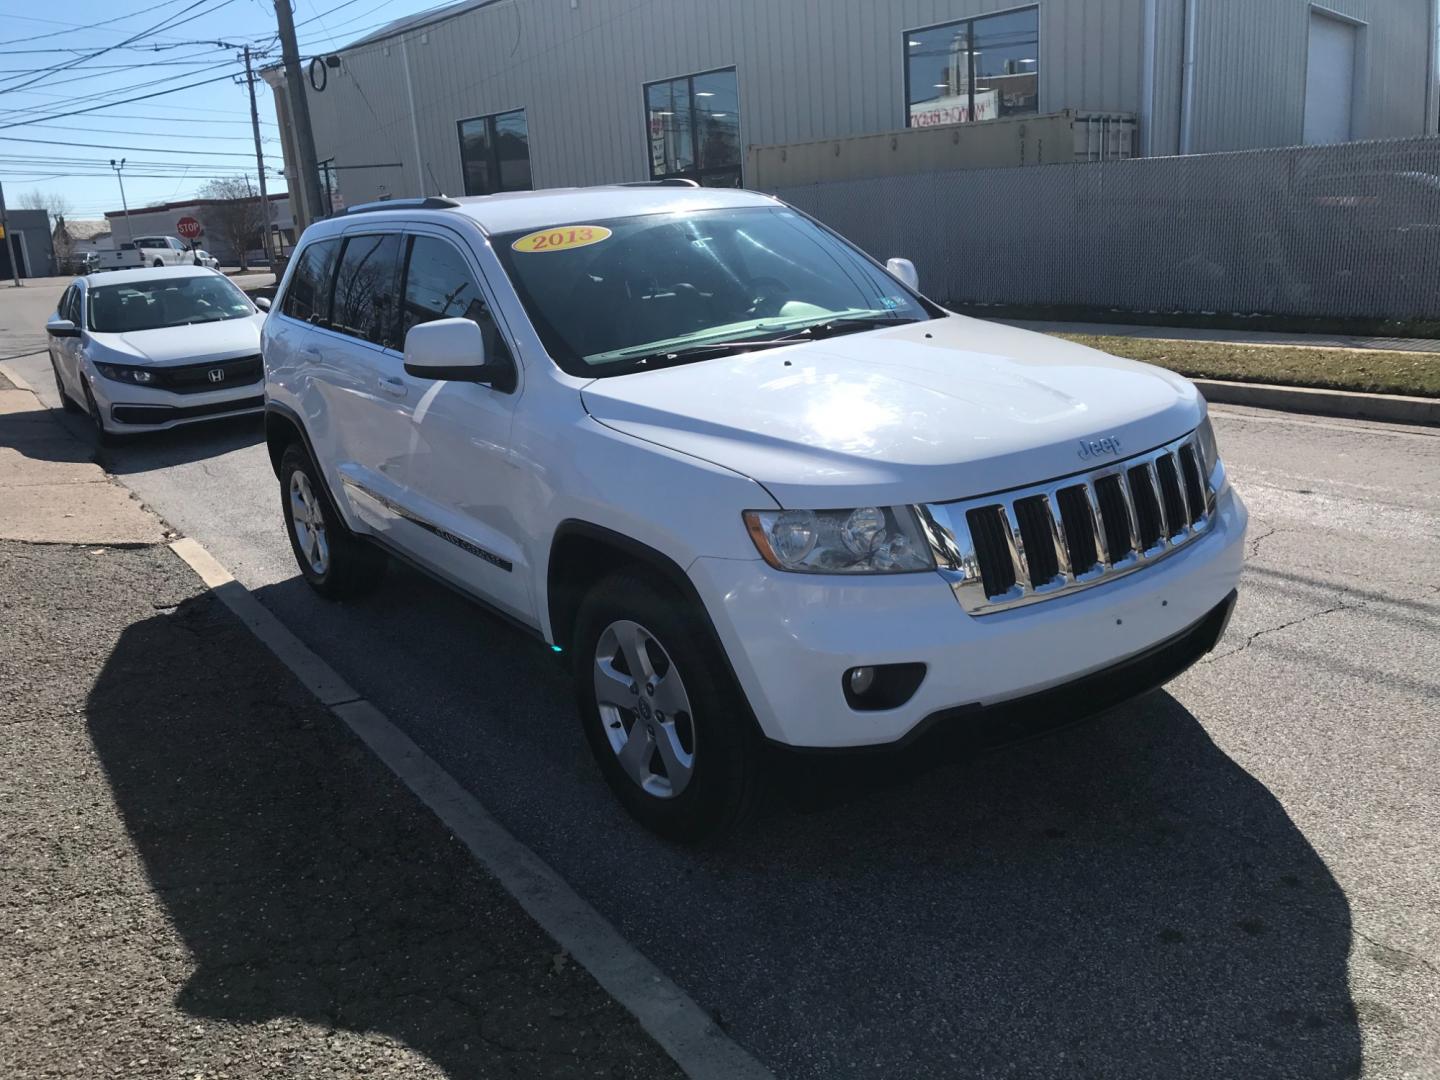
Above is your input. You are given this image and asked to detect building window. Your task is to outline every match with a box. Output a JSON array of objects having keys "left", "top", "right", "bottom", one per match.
[
  {"left": 645, "top": 67, "right": 741, "bottom": 187},
  {"left": 905, "top": 8, "right": 1039, "bottom": 128},
  {"left": 457, "top": 108, "right": 532, "bottom": 197}
]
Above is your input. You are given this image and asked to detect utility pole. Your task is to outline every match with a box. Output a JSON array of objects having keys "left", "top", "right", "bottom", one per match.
[
  {"left": 109, "top": 159, "right": 133, "bottom": 243},
  {"left": 239, "top": 43, "right": 274, "bottom": 264},
  {"left": 0, "top": 182, "right": 22, "bottom": 287},
  {"left": 274, "top": 0, "right": 326, "bottom": 225}
]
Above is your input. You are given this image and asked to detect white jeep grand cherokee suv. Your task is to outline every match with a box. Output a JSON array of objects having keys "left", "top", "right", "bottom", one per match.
[{"left": 261, "top": 184, "right": 1246, "bottom": 839}]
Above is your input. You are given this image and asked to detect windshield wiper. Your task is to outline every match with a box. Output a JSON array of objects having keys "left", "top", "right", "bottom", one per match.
[
  {"left": 601, "top": 315, "right": 921, "bottom": 373},
  {"left": 605, "top": 334, "right": 809, "bottom": 371},
  {"left": 791, "top": 315, "right": 921, "bottom": 340}
]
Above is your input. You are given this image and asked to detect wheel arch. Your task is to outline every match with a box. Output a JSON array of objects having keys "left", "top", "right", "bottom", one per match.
[{"left": 547, "top": 519, "right": 764, "bottom": 739}]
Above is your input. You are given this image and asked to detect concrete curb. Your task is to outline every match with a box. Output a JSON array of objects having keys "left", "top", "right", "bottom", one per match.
[
  {"left": 167, "top": 537, "right": 776, "bottom": 1080},
  {"left": 1193, "top": 379, "right": 1440, "bottom": 427}
]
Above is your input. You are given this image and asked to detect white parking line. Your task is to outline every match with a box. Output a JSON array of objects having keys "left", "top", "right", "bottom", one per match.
[{"left": 167, "top": 536, "right": 775, "bottom": 1080}]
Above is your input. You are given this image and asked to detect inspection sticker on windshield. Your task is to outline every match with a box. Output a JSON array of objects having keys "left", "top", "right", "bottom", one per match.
[{"left": 511, "top": 225, "right": 612, "bottom": 253}]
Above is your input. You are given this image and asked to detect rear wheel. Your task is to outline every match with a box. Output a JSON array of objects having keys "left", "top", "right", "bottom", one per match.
[
  {"left": 279, "top": 442, "right": 386, "bottom": 600},
  {"left": 573, "top": 574, "right": 764, "bottom": 841},
  {"left": 153, "top": 259, "right": 164, "bottom": 268}
]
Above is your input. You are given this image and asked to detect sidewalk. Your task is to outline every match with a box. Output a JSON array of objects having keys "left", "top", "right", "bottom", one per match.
[
  {"left": 0, "top": 387, "right": 680, "bottom": 1079},
  {"left": 1000, "top": 319, "right": 1440, "bottom": 354}
]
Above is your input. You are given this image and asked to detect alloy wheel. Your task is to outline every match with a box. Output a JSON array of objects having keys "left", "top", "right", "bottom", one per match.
[
  {"left": 288, "top": 470, "right": 330, "bottom": 575},
  {"left": 592, "top": 619, "right": 697, "bottom": 799}
]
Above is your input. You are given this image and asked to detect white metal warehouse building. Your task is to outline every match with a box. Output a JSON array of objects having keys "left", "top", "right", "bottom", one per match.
[{"left": 265, "top": 0, "right": 1440, "bottom": 225}]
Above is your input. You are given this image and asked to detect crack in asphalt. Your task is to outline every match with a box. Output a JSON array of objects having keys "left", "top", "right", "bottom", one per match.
[{"left": 1206, "top": 597, "right": 1359, "bottom": 663}]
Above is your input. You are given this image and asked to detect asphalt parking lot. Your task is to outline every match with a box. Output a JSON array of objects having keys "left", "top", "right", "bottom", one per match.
[{"left": 3, "top": 278, "right": 1438, "bottom": 1079}]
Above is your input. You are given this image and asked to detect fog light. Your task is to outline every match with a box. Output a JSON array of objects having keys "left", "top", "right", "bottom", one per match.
[
  {"left": 842, "top": 662, "right": 927, "bottom": 711},
  {"left": 848, "top": 666, "right": 877, "bottom": 695}
]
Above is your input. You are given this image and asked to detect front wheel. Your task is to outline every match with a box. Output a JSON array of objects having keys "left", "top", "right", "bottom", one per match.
[
  {"left": 51, "top": 357, "right": 81, "bottom": 413},
  {"left": 573, "top": 574, "right": 764, "bottom": 842},
  {"left": 279, "top": 442, "right": 386, "bottom": 600}
]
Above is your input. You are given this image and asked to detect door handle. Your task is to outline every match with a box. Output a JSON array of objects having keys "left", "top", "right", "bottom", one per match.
[{"left": 379, "top": 376, "right": 408, "bottom": 398}]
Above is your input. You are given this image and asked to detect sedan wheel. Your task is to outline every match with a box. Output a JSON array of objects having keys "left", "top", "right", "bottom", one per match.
[
  {"left": 288, "top": 469, "right": 330, "bottom": 576},
  {"left": 592, "top": 619, "right": 698, "bottom": 799}
]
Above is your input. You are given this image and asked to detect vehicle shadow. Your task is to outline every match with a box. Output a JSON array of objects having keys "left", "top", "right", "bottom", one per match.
[
  {"left": 83, "top": 590, "right": 662, "bottom": 1078},
  {"left": 89, "top": 560, "right": 1362, "bottom": 1079},
  {"left": 98, "top": 413, "right": 265, "bottom": 473}
]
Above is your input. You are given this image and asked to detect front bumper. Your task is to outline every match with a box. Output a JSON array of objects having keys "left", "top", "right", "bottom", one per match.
[
  {"left": 689, "top": 486, "right": 1248, "bottom": 749},
  {"left": 88, "top": 372, "right": 264, "bottom": 432}
]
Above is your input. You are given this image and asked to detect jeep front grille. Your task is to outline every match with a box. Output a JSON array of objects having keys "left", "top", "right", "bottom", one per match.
[{"left": 918, "top": 430, "right": 1217, "bottom": 616}]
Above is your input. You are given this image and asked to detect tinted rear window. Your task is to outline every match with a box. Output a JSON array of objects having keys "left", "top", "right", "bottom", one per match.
[
  {"left": 331, "top": 233, "right": 402, "bottom": 347},
  {"left": 282, "top": 239, "right": 341, "bottom": 324}
]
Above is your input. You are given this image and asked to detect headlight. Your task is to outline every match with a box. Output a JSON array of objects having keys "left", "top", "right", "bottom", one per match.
[
  {"left": 1196, "top": 416, "right": 1220, "bottom": 477},
  {"left": 743, "top": 506, "right": 936, "bottom": 574},
  {"left": 94, "top": 362, "right": 156, "bottom": 385}
]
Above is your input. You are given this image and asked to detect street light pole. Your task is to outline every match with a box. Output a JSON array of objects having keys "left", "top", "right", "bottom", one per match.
[{"left": 109, "top": 159, "right": 133, "bottom": 244}]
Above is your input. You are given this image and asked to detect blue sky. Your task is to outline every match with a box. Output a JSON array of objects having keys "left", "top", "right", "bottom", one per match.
[{"left": 0, "top": 0, "right": 436, "bottom": 221}]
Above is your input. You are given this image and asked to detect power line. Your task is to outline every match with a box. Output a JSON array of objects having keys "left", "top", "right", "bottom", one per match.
[
  {"left": 0, "top": 0, "right": 240, "bottom": 96},
  {"left": 22, "top": 121, "right": 278, "bottom": 141},
  {"left": 0, "top": 59, "right": 244, "bottom": 116},
  {"left": 0, "top": 71, "right": 244, "bottom": 130},
  {"left": 0, "top": 2, "right": 195, "bottom": 48},
  {"left": 2, "top": 110, "right": 275, "bottom": 126},
  {"left": 4, "top": 135, "right": 267, "bottom": 157}
]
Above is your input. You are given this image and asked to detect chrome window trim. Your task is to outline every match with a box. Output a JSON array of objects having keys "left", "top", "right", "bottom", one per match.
[{"left": 918, "top": 430, "right": 1219, "bottom": 616}]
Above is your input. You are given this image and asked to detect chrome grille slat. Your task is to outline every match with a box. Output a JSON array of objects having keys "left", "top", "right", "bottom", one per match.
[
  {"left": 1082, "top": 481, "right": 1111, "bottom": 567},
  {"left": 1145, "top": 460, "right": 1170, "bottom": 546},
  {"left": 923, "top": 430, "right": 1218, "bottom": 616},
  {"left": 1044, "top": 492, "right": 1075, "bottom": 583},
  {"left": 1001, "top": 504, "right": 1033, "bottom": 592},
  {"left": 1169, "top": 451, "right": 1193, "bottom": 528}
]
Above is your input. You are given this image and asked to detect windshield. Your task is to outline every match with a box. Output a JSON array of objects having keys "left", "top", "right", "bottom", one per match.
[
  {"left": 87, "top": 276, "right": 254, "bottom": 333},
  {"left": 493, "top": 207, "right": 934, "bottom": 376}
]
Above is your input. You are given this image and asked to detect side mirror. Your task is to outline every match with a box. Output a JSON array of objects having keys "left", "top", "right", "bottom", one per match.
[
  {"left": 403, "top": 317, "right": 514, "bottom": 390},
  {"left": 886, "top": 257, "right": 920, "bottom": 293},
  {"left": 253, "top": 296, "right": 272, "bottom": 311},
  {"left": 46, "top": 317, "right": 79, "bottom": 338}
]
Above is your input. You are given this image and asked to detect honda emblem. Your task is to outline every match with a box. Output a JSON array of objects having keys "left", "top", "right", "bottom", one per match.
[{"left": 207, "top": 368, "right": 225, "bottom": 384}]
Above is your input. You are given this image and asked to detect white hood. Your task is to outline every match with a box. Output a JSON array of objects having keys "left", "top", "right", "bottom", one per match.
[
  {"left": 87, "top": 314, "right": 265, "bottom": 366},
  {"left": 580, "top": 315, "right": 1204, "bottom": 507}
]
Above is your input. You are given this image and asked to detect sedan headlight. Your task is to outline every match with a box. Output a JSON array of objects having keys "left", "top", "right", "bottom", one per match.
[
  {"left": 94, "top": 362, "right": 156, "bottom": 385},
  {"left": 744, "top": 506, "right": 936, "bottom": 574}
]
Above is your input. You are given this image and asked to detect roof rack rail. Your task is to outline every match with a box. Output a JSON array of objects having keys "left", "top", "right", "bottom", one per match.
[
  {"left": 338, "top": 196, "right": 462, "bottom": 216},
  {"left": 616, "top": 178, "right": 700, "bottom": 188}
]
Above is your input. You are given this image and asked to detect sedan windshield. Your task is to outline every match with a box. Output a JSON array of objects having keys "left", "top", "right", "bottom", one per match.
[
  {"left": 88, "top": 276, "right": 254, "bottom": 333},
  {"left": 493, "top": 207, "right": 934, "bottom": 376}
]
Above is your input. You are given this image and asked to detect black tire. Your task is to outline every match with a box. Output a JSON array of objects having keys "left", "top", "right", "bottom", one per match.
[
  {"left": 80, "top": 379, "right": 123, "bottom": 447},
  {"left": 278, "top": 442, "right": 386, "bottom": 600},
  {"left": 153, "top": 259, "right": 165, "bottom": 268},
  {"left": 51, "top": 357, "right": 82, "bottom": 413},
  {"left": 573, "top": 573, "right": 764, "bottom": 842}
]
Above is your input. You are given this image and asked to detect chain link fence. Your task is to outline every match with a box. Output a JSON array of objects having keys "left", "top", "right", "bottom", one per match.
[{"left": 775, "top": 136, "right": 1440, "bottom": 324}]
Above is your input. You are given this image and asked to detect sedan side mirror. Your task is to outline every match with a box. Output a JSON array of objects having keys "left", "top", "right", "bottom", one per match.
[
  {"left": 46, "top": 317, "right": 79, "bottom": 338},
  {"left": 403, "top": 317, "right": 514, "bottom": 391},
  {"left": 253, "top": 296, "right": 272, "bottom": 311},
  {"left": 886, "top": 257, "right": 920, "bottom": 293}
]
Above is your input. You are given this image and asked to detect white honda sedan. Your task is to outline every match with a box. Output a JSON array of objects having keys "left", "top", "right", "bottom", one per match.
[{"left": 46, "top": 266, "right": 270, "bottom": 443}]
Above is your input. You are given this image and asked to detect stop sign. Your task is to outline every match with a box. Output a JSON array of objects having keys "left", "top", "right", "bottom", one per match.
[{"left": 177, "top": 216, "right": 202, "bottom": 240}]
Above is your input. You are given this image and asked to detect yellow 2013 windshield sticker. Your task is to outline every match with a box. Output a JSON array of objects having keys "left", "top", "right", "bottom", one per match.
[{"left": 511, "top": 225, "right": 612, "bottom": 253}]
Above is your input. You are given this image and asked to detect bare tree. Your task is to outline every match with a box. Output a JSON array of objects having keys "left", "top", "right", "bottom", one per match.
[
  {"left": 18, "top": 189, "right": 73, "bottom": 226},
  {"left": 195, "top": 177, "right": 268, "bottom": 271}
]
